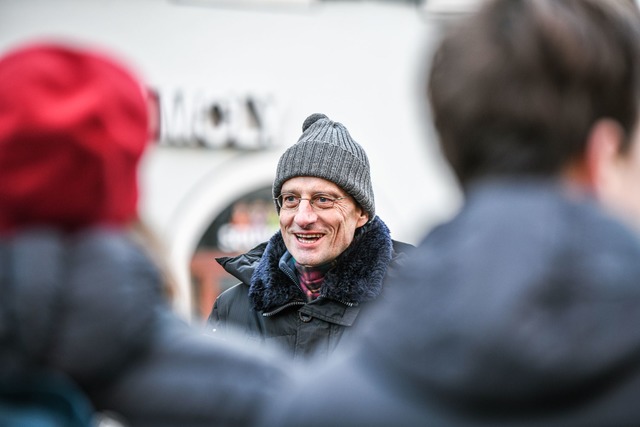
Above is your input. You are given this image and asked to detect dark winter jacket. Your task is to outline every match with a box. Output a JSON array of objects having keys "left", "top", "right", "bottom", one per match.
[
  {"left": 0, "top": 227, "right": 288, "bottom": 427},
  {"left": 209, "top": 216, "right": 413, "bottom": 360},
  {"left": 258, "top": 178, "right": 640, "bottom": 427}
]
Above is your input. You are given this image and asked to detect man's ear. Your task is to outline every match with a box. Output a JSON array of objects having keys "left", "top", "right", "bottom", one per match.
[
  {"left": 356, "top": 210, "right": 369, "bottom": 228},
  {"left": 584, "top": 118, "right": 625, "bottom": 196}
]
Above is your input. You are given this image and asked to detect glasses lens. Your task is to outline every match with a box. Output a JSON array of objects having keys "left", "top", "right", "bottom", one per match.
[
  {"left": 311, "top": 195, "right": 334, "bottom": 209},
  {"left": 277, "top": 194, "right": 341, "bottom": 210},
  {"left": 279, "top": 194, "right": 299, "bottom": 210}
]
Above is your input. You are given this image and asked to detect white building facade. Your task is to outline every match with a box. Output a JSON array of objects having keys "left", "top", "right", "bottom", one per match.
[{"left": 0, "top": 0, "right": 465, "bottom": 319}]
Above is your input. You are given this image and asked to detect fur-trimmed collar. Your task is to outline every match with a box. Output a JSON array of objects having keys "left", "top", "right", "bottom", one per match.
[{"left": 248, "top": 216, "right": 393, "bottom": 312}]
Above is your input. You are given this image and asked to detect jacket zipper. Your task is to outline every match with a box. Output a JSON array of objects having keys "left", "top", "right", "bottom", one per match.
[
  {"left": 319, "top": 295, "right": 356, "bottom": 307},
  {"left": 262, "top": 301, "right": 305, "bottom": 317},
  {"left": 262, "top": 296, "right": 357, "bottom": 317}
]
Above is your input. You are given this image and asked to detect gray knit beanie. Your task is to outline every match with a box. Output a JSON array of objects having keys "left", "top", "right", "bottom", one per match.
[{"left": 273, "top": 113, "right": 375, "bottom": 220}]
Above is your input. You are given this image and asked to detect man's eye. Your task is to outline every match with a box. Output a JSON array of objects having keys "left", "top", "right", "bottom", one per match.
[
  {"left": 313, "top": 195, "right": 334, "bottom": 208},
  {"left": 284, "top": 195, "right": 297, "bottom": 203}
]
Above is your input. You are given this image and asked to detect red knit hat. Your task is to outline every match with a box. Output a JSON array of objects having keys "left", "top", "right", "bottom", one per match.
[{"left": 0, "top": 42, "right": 150, "bottom": 232}]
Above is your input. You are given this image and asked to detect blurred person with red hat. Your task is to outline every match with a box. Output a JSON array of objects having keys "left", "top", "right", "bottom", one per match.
[{"left": 0, "top": 41, "right": 288, "bottom": 427}]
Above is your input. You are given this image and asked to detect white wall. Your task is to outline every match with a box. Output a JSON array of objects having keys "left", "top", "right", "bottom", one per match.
[{"left": 0, "top": 0, "right": 462, "bottom": 318}]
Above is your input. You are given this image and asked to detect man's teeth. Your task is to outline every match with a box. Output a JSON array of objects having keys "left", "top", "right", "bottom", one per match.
[{"left": 296, "top": 234, "right": 322, "bottom": 243}]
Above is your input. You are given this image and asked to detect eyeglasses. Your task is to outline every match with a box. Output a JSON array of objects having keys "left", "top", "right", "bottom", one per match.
[{"left": 275, "top": 193, "right": 347, "bottom": 211}]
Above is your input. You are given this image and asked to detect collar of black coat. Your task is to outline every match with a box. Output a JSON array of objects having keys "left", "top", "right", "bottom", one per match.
[{"left": 248, "top": 216, "right": 393, "bottom": 313}]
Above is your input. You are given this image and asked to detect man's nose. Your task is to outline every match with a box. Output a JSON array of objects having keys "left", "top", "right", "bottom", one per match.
[{"left": 294, "top": 199, "right": 318, "bottom": 226}]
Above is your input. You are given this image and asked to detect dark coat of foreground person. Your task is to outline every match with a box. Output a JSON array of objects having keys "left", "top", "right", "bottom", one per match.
[{"left": 0, "top": 228, "right": 288, "bottom": 427}]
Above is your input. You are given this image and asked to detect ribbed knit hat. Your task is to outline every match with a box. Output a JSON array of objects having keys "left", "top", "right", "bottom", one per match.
[
  {"left": 0, "top": 42, "right": 150, "bottom": 232},
  {"left": 273, "top": 113, "right": 375, "bottom": 220}
]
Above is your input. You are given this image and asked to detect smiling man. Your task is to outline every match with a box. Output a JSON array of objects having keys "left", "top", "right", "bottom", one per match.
[{"left": 208, "top": 113, "right": 412, "bottom": 360}]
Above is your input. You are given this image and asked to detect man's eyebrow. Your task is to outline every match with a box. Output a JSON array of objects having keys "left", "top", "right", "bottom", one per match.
[
  {"left": 281, "top": 190, "right": 347, "bottom": 200},
  {"left": 313, "top": 191, "right": 344, "bottom": 197}
]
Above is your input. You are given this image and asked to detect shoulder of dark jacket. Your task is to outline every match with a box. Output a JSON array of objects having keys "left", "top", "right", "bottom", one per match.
[{"left": 216, "top": 241, "right": 268, "bottom": 283}]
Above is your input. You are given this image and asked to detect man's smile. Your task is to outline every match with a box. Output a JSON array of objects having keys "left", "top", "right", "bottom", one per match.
[{"left": 294, "top": 233, "right": 324, "bottom": 244}]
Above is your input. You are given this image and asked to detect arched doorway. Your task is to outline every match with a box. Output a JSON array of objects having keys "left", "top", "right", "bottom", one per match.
[{"left": 190, "top": 186, "right": 279, "bottom": 320}]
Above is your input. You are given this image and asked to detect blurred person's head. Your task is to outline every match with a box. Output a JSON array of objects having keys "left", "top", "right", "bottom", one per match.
[
  {"left": 0, "top": 42, "right": 150, "bottom": 233},
  {"left": 272, "top": 113, "right": 371, "bottom": 267},
  {"left": 428, "top": 0, "right": 640, "bottom": 225}
]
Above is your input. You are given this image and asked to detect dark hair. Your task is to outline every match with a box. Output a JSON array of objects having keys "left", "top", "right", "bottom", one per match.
[{"left": 428, "top": 0, "right": 640, "bottom": 186}]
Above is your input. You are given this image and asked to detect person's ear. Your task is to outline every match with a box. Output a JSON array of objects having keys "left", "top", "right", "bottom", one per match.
[
  {"left": 584, "top": 118, "right": 625, "bottom": 196},
  {"left": 356, "top": 210, "right": 369, "bottom": 228}
]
